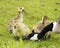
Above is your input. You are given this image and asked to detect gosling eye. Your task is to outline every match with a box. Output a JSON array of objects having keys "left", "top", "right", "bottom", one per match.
[{"left": 20, "top": 8, "right": 22, "bottom": 9}]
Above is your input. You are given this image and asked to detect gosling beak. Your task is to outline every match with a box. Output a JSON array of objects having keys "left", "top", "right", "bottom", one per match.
[
  {"left": 22, "top": 10, "right": 27, "bottom": 14},
  {"left": 22, "top": 9, "right": 25, "bottom": 12}
]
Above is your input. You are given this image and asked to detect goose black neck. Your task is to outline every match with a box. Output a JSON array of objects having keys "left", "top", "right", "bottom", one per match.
[{"left": 37, "top": 22, "right": 53, "bottom": 39}]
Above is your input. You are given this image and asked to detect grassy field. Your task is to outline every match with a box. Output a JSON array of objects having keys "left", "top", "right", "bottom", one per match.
[{"left": 0, "top": 0, "right": 60, "bottom": 48}]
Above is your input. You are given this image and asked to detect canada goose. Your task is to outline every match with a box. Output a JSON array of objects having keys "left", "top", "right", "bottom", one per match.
[
  {"left": 23, "top": 16, "right": 60, "bottom": 41},
  {"left": 32, "top": 16, "right": 51, "bottom": 39}
]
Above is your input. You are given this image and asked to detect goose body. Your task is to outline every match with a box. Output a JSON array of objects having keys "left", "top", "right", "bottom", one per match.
[
  {"left": 32, "top": 16, "right": 52, "bottom": 39},
  {"left": 23, "top": 21, "right": 60, "bottom": 40}
]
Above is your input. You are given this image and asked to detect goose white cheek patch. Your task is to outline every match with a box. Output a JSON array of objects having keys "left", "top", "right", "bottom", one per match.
[{"left": 30, "top": 34, "right": 38, "bottom": 40}]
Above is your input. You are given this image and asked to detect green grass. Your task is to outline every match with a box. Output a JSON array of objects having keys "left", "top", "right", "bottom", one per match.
[{"left": 0, "top": 0, "right": 60, "bottom": 48}]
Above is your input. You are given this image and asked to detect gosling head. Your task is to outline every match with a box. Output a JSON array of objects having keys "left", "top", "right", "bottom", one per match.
[
  {"left": 42, "top": 16, "right": 49, "bottom": 24},
  {"left": 18, "top": 6, "right": 25, "bottom": 13},
  {"left": 43, "top": 16, "right": 49, "bottom": 21}
]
